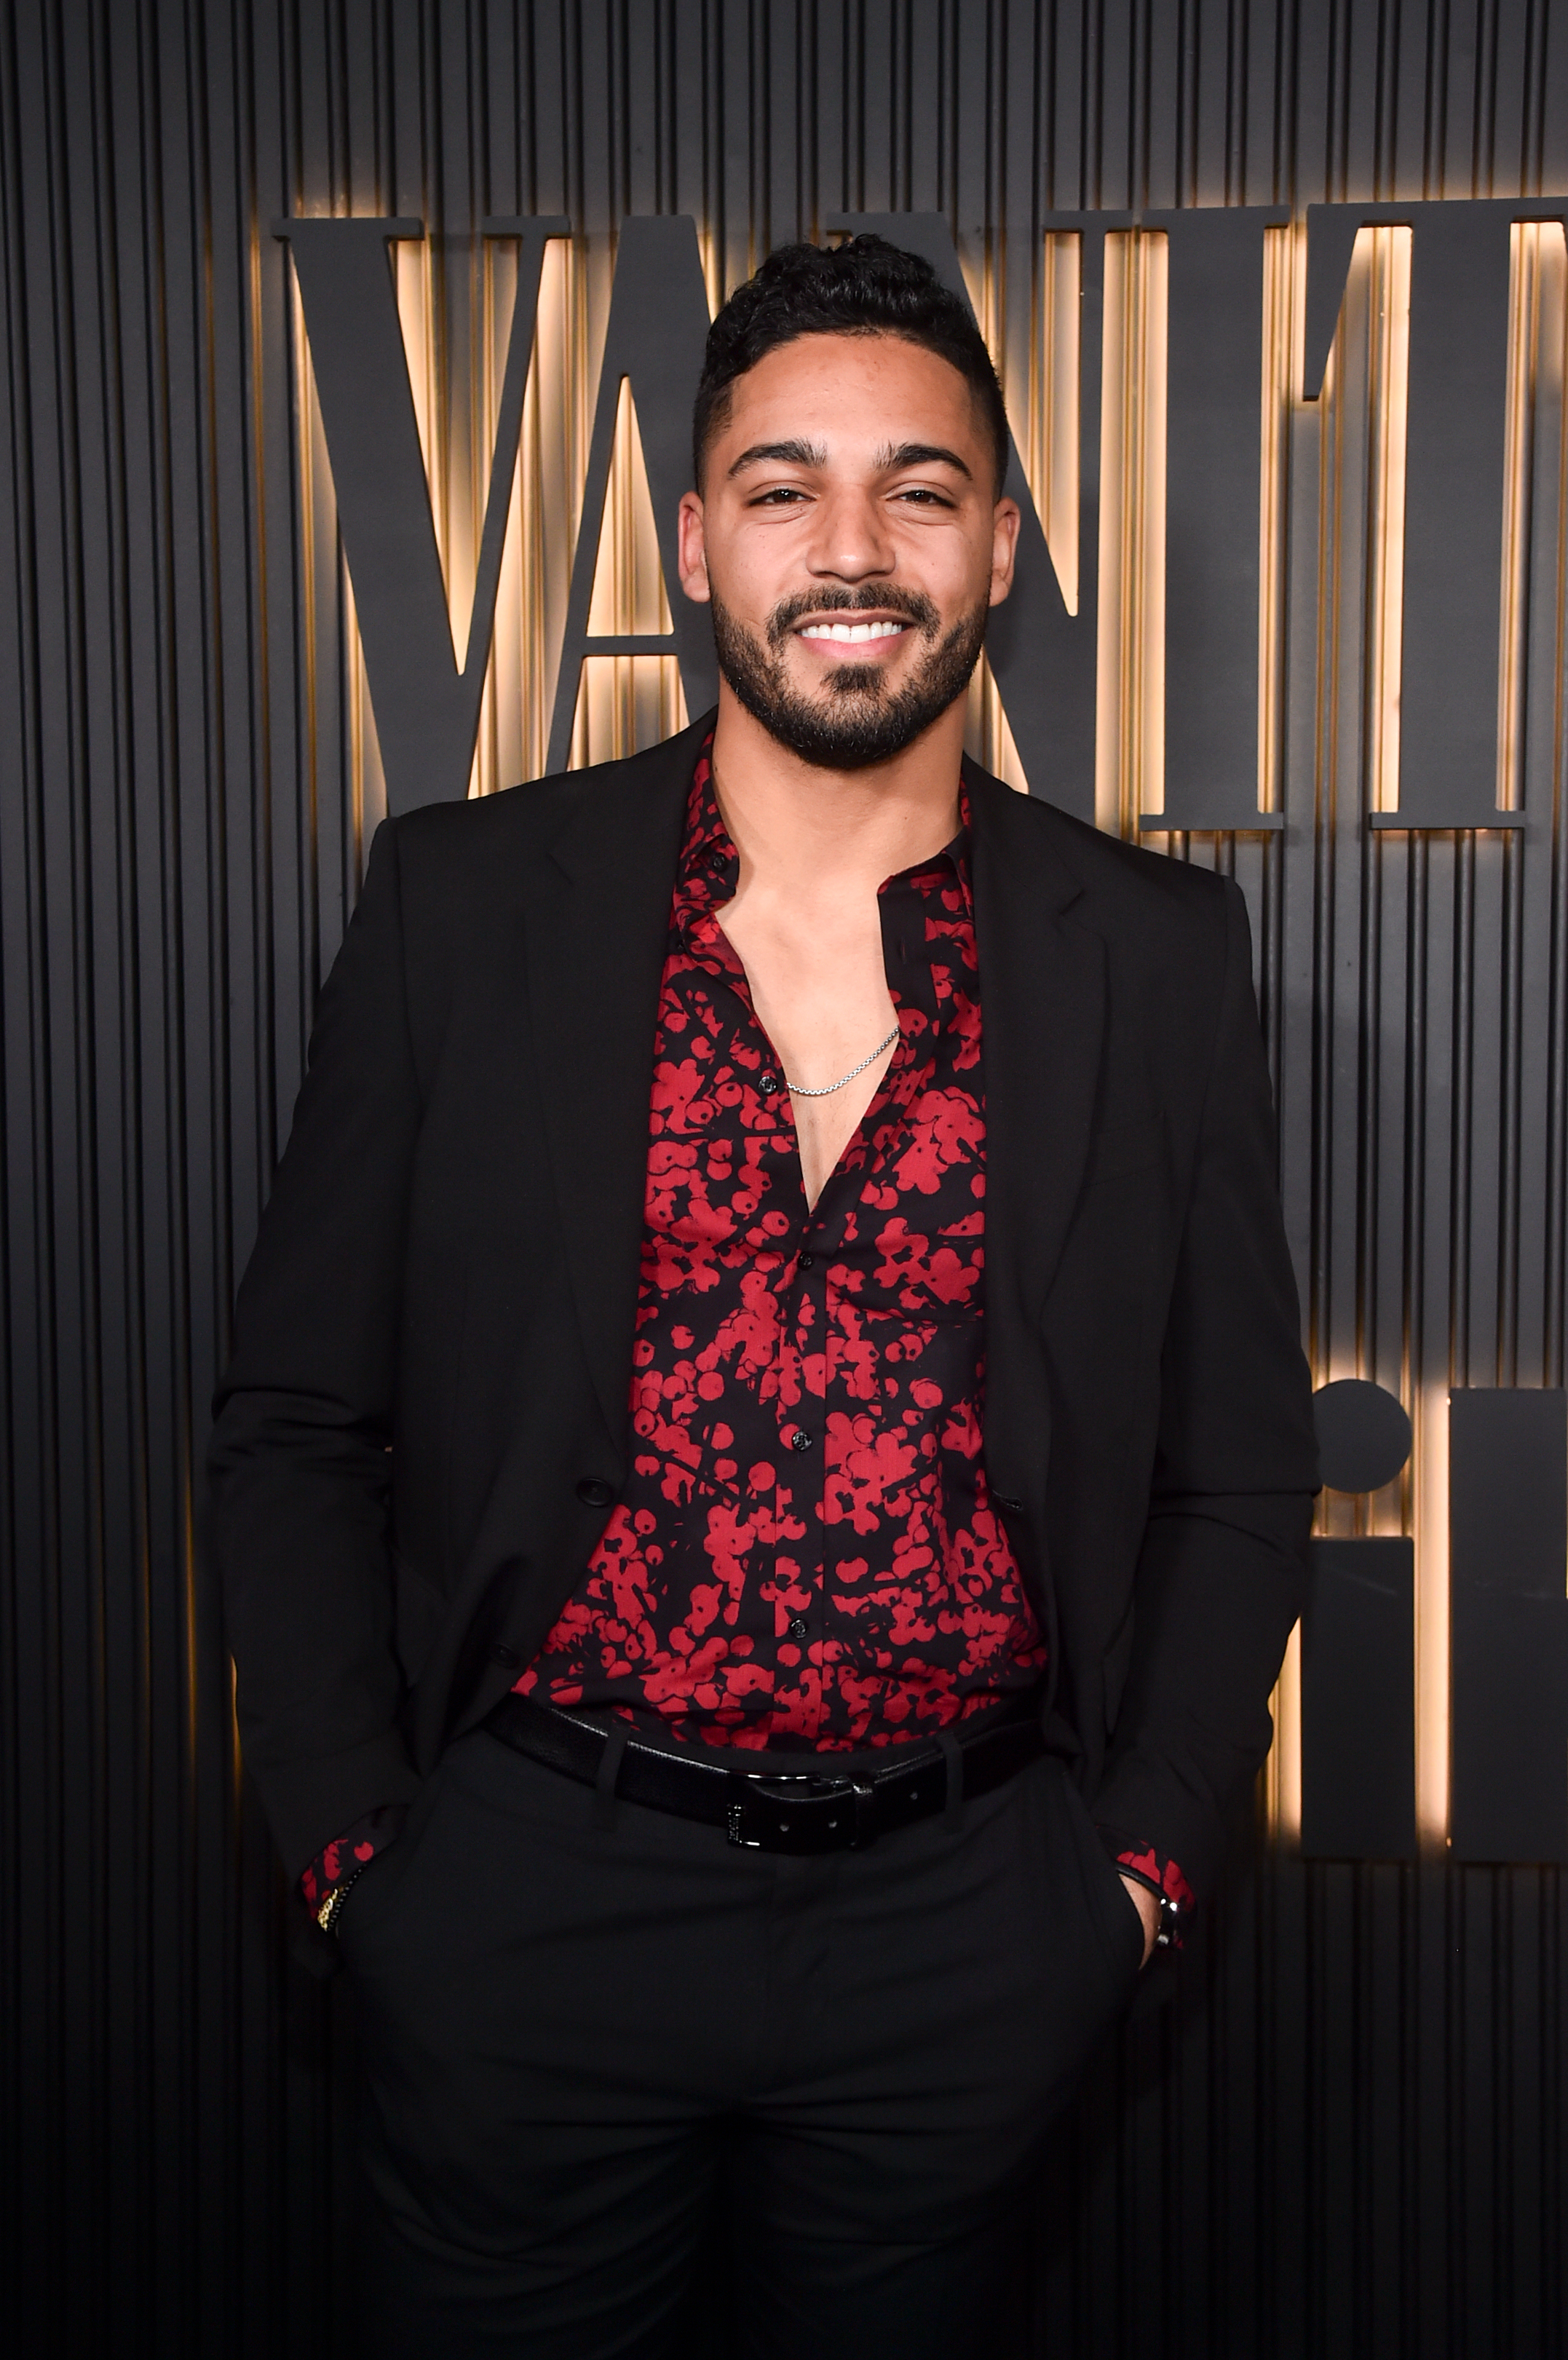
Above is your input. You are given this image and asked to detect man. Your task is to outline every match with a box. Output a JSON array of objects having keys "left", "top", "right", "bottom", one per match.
[{"left": 210, "top": 237, "right": 1317, "bottom": 2356}]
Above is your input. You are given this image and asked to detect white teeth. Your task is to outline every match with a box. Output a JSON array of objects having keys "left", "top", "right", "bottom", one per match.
[{"left": 799, "top": 619, "right": 906, "bottom": 643}]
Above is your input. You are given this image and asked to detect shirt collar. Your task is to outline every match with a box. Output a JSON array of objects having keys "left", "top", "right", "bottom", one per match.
[{"left": 676, "top": 734, "right": 973, "bottom": 918}]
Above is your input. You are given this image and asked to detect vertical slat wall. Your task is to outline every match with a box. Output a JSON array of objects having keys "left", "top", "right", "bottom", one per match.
[{"left": 2, "top": 5, "right": 1566, "bottom": 2354}]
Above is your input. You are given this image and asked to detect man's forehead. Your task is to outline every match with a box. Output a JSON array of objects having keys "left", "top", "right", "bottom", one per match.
[{"left": 716, "top": 336, "right": 988, "bottom": 466}]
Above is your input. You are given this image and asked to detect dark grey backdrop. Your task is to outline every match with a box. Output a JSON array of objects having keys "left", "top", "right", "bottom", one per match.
[{"left": 4, "top": 4, "right": 1568, "bottom": 2355}]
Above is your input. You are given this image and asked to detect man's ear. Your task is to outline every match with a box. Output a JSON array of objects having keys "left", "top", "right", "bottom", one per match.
[
  {"left": 988, "top": 496, "right": 1021, "bottom": 608},
  {"left": 677, "top": 490, "right": 711, "bottom": 606}
]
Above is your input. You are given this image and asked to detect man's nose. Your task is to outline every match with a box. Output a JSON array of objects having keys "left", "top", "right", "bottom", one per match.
[{"left": 803, "top": 484, "right": 895, "bottom": 580}]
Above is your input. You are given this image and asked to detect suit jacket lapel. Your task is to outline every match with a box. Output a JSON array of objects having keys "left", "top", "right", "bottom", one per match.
[
  {"left": 967, "top": 761, "right": 1108, "bottom": 1486},
  {"left": 523, "top": 717, "right": 708, "bottom": 1451}
]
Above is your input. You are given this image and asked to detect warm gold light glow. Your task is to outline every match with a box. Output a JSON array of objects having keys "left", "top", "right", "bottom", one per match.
[
  {"left": 1096, "top": 231, "right": 1166, "bottom": 834},
  {"left": 1257, "top": 225, "right": 1295, "bottom": 815},
  {"left": 1415, "top": 1385, "right": 1451, "bottom": 1845},
  {"left": 1367, "top": 226, "right": 1412, "bottom": 815},
  {"left": 1269, "top": 1619, "right": 1303, "bottom": 1841},
  {"left": 478, "top": 234, "right": 581, "bottom": 792},
  {"left": 1038, "top": 234, "right": 1081, "bottom": 616}
]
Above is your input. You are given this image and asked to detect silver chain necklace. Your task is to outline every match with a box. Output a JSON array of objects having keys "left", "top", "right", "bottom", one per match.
[{"left": 784, "top": 1022, "right": 900, "bottom": 1098}]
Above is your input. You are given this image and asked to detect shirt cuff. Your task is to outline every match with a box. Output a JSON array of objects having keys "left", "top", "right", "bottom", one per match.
[
  {"left": 298, "top": 1802, "right": 407, "bottom": 1935},
  {"left": 1097, "top": 1826, "right": 1195, "bottom": 1949}
]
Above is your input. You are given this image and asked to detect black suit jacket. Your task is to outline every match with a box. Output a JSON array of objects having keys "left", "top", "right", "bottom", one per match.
[{"left": 209, "top": 713, "right": 1318, "bottom": 1900}]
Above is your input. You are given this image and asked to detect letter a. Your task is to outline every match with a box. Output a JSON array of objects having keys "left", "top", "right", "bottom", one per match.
[{"left": 545, "top": 218, "right": 718, "bottom": 773}]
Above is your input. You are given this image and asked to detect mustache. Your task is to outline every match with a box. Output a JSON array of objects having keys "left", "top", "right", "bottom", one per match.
[{"left": 766, "top": 583, "right": 941, "bottom": 649}]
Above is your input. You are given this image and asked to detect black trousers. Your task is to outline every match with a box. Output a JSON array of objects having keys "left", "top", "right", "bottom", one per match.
[{"left": 342, "top": 1725, "right": 1145, "bottom": 2359}]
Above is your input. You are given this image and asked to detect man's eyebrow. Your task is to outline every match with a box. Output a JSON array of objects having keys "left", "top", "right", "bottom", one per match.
[
  {"left": 876, "top": 441, "right": 973, "bottom": 479},
  {"left": 726, "top": 438, "right": 828, "bottom": 477}
]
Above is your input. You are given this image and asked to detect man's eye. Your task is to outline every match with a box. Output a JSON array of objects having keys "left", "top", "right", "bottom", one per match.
[
  {"left": 896, "top": 486, "right": 951, "bottom": 507},
  {"left": 753, "top": 486, "right": 807, "bottom": 506}
]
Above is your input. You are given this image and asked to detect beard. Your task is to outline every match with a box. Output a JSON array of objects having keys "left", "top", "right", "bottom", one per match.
[{"left": 708, "top": 580, "right": 990, "bottom": 769}]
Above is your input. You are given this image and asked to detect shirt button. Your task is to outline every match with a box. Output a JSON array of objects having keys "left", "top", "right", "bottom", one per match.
[
  {"left": 708, "top": 848, "right": 729, "bottom": 874},
  {"left": 758, "top": 1072, "right": 780, "bottom": 1096},
  {"left": 789, "top": 1429, "right": 812, "bottom": 1452},
  {"left": 576, "top": 1477, "right": 616, "bottom": 1508},
  {"left": 799, "top": 1250, "right": 815, "bottom": 1270},
  {"left": 788, "top": 1617, "right": 809, "bottom": 1641}
]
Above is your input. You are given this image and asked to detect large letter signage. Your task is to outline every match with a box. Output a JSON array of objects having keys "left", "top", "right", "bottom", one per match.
[{"left": 282, "top": 196, "right": 1568, "bottom": 829}]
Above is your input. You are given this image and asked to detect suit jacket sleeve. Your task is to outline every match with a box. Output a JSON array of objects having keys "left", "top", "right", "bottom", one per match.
[
  {"left": 1092, "top": 877, "right": 1318, "bottom": 1899},
  {"left": 208, "top": 818, "right": 424, "bottom": 1881}
]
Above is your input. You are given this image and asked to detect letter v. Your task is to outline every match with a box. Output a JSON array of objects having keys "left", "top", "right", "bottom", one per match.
[{"left": 276, "top": 215, "right": 568, "bottom": 812}]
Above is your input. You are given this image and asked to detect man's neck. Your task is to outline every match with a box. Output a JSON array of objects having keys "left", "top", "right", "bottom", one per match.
[{"left": 708, "top": 683, "right": 965, "bottom": 892}]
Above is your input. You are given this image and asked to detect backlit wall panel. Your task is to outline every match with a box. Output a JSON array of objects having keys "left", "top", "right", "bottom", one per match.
[{"left": 4, "top": 5, "right": 1567, "bottom": 2354}]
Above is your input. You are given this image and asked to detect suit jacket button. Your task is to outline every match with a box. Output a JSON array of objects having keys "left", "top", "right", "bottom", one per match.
[
  {"left": 992, "top": 1491, "right": 1024, "bottom": 1514},
  {"left": 489, "top": 1642, "right": 520, "bottom": 1668},
  {"left": 577, "top": 1477, "right": 615, "bottom": 1508}
]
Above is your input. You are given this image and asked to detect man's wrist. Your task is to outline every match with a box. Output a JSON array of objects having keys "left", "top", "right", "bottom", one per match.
[
  {"left": 1117, "top": 1870, "right": 1183, "bottom": 1958},
  {"left": 1098, "top": 1827, "right": 1194, "bottom": 1952},
  {"left": 1118, "top": 1872, "right": 1162, "bottom": 1963},
  {"left": 298, "top": 1802, "right": 407, "bottom": 1935}
]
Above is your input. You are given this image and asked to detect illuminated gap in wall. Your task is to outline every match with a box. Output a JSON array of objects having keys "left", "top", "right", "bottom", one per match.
[
  {"left": 1096, "top": 231, "right": 1165, "bottom": 837},
  {"left": 569, "top": 379, "right": 687, "bottom": 769},
  {"left": 1414, "top": 1382, "right": 1450, "bottom": 1844},
  {"left": 1366, "top": 226, "right": 1412, "bottom": 820},
  {"left": 480, "top": 233, "right": 575, "bottom": 795}
]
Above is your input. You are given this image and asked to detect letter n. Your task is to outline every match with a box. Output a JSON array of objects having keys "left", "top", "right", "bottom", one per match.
[{"left": 828, "top": 212, "right": 1115, "bottom": 823}]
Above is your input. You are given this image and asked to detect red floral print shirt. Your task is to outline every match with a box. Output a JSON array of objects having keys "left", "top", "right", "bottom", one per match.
[
  {"left": 516, "top": 745, "right": 1045, "bottom": 1747},
  {"left": 301, "top": 744, "right": 1189, "bottom": 1938}
]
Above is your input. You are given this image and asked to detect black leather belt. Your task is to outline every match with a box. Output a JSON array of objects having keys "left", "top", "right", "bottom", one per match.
[{"left": 484, "top": 1691, "right": 1047, "bottom": 1855}]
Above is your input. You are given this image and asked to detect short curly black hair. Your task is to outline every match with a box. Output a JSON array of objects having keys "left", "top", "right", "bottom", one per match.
[{"left": 692, "top": 235, "right": 1010, "bottom": 498}]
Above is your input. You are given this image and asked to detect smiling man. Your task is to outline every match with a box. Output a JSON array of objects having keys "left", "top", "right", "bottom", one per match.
[{"left": 210, "top": 238, "right": 1317, "bottom": 2357}]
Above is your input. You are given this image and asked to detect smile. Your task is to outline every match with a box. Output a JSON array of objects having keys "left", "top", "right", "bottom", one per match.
[{"left": 796, "top": 619, "right": 908, "bottom": 644}]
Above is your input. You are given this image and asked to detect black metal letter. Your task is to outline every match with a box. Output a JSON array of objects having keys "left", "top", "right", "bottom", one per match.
[
  {"left": 1449, "top": 1388, "right": 1568, "bottom": 1861},
  {"left": 1301, "top": 1540, "right": 1418, "bottom": 1858},
  {"left": 1300, "top": 1382, "right": 1417, "bottom": 1858},
  {"left": 1141, "top": 207, "right": 1288, "bottom": 833},
  {"left": 1303, "top": 199, "right": 1567, "bottom": 831},
  {"left": 276, "top": 215, "right": 569, "bottom": 812}
]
